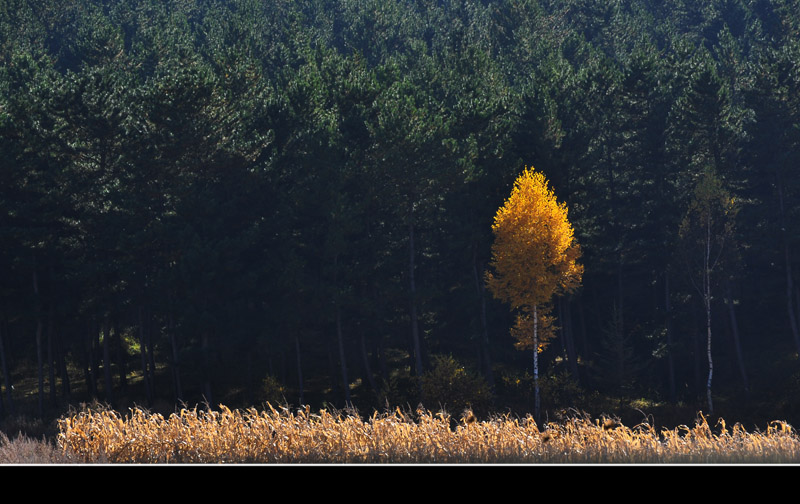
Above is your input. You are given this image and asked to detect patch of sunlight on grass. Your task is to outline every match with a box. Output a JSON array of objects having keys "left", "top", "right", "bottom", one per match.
[{"left": 629, "top": 397, "right": 664, "bottom": 409}]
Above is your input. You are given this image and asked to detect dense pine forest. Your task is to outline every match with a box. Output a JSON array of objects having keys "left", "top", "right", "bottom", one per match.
[{"left": 2, "top": 0, "right": 800, "bottom": 432}]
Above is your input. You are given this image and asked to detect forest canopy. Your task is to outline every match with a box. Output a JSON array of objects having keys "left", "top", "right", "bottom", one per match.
[{"left": 2, "top": 0, "right": 800, "bottom": 427}]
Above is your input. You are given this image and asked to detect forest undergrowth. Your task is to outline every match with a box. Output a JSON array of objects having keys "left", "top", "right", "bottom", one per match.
[{"left": 2, "top": 404, "right": 797, "bottom": 464}]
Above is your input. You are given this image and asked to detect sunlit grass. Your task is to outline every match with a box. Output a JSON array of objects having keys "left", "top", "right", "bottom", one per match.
[
  {"left": 53, "top": 404, "right": 800, "bottom": 464},
  {"left": 0, "top": 430, "right": 69, "bottom": 463}
]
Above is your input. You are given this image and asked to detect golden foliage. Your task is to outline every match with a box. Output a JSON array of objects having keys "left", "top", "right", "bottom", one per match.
[
  {"left": 486, "top": 166, "right": 582, "bottom": 353},
  {"left": 55, "top": 405, "right": 800, "bottom": 463},
  {"left": 486, "top": 166, "right": 582, "bottom": 311},
  {"left": 511, "top": 304, "right": 558, "bottom": 352}
]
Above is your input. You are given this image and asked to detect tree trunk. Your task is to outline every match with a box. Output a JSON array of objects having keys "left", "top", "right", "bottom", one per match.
[
  {"left": 55, "top": 319, "right": 70, "bottom": 403},
  {"left": 533, "top": 304, "right": 540, "bottom": 426},
  {"left": 114, "top": 318, "right": 127, "bottom": 394},
  {"left": 336, "top": 304, "right": 351, "bottom": 405},
  {"left": 665, "top": 272, "right": 676, "bottom": 403},
  {"left": 47, "top": 305, "right": 56, "bottom": 406},
  {"left": 559, "top": 297, "right": 580, "bottom": 383},
  {"left": 33, "top": 270, "right": 44, "bottom": 418},
  {"left": 35, "top": 316, "right": 44, "bottom": 417},
  {"left": 102, "top": 320, "right": 115, "bottom": 406},
  {"left": 360, "top": 331, "right": 380, "bottom": 399},
  {"left": 408, "top": 208, "right": 423, "bottom": 385},
  {"left": 705, "top": 293, "right": 713, "bottom": 416},
  {"left": 201, "top": 331, "right": 213, "bottom": 407},
  {"left": 0, "top": 363, "right": 3, "bottom": 416},
  {"left": 776, "top": 174, "right": 800, "bottom": 353},
  {"left": 577, "top": 298, "right": 589, "bottom": 357},
  {"left": 92, "top": 320, "right": 101, "bottom": 397},
  {"left": 168, "top": 315, "right": 183, "bottom": 403},
  {"left": 692, "top": 308, "right": 703, "bottom": 399},
  {"left": 617, "top": 262, "right": 625, "bottom": 348},
  {"left": 295, "top": 334, "right": 304, "bottom": 405},
  {"left": 84, "top": 321, "right": 96, "bottom": 399},
  {"left": 725, "top": 278, "right": 749, "bottom": 395},
  {"left": 147, "top": 313, "right": 157, "bottom": 395},
  {"left": 0, "top": 321, "right": 14, "bottom": 416},
  {"left": 46, "top": 259, "right": 60, "bottom": 406},
  {"left": 472, "top": 247, "right": 494, "bottom": 391},
  {"left": 704, "top": 212, "right": 714, "bottom": 417},
  {"left": 377, "top": 333, "right": 389, "bottom": 385},
  {"left": 138, "top": 307, "right": 153, "bottom": 406},
  {"left": 332, "top": 253, "right": 351, "bottom": 406},
  {"left": 326, "top": 338, "right": 336, "bottom": 395}
]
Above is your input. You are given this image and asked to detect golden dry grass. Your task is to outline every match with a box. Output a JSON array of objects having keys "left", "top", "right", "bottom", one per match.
[
  {"left": 0, "top": 430, "right": 70, "bottom": 464},
  {"left": 54, "top": 404, "right": 800, "bottom": 464}
]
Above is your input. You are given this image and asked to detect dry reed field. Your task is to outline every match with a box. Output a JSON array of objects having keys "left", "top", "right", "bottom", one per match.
[{"left": 49, "top": 404, "right": 800, "bottom": 463}]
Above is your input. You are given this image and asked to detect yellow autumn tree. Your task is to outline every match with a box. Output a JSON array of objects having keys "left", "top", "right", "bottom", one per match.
[{"left": 486, "top": 166, "right": 583, "bottom": 422}]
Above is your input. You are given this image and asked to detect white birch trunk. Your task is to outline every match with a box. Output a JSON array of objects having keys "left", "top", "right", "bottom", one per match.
[{"left": 705, "top": 212, "right": 714, "bottom": 416}]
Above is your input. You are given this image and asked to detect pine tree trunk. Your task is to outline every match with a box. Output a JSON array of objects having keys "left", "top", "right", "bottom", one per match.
[
  {"left": 201, "top": 331, "right": 213, "bottom": 407},
  {"left": 408, "top": 209, "right": 423, "bottom": 384},
  {"left": 0, "top": 321, "right": 14, "bottom": 416},
  {"left": 147, "top": 314, "right": 157, "bottom": 395},
  {"left": 84, "top": 321, "right": 96, "bottom": 399},
  {"left": 560, "top": 298, "right": 579, "bottom": 383},
  {"left": 47, "top": 306, "right": 56, "bottom": 406},
  {"left": 47, "top": 260, "right": 60, "bottom": 405},
  {"left": 617, "top": 263, "right": 625, "bottom": 346},
  {"left": 577, "top": 298, "right": 589, "bottom": 357},
  {"left": 33, "top": 270, "right": 44, "bottom": 418},
  {"left": 776, "top": 175, "right": 800, "bottom": 353},
  {"left": 295, "top": 334, "right": 304, "bottom": 405},
  {"left": 138, "top": 307, "right": 153, "bottom": 406},
  {"left": 102, "top": 320, "right": 115, "bottom": 406},
  {"left": 333, "top": 254, "right": 351, "bottom": 406},
  {"left": 92, "top": 321, "right": 101, "bottom": 397},
  {"left": 725, "top": 279, "right": 749, "bottom": 395},
  {"left": 360, "top": 331, "right": 379, "bottom": 398},
  {"left": 336, "top": 304, "right": 351, "bottom": 405},
  {"left": 533, "top": 304, "right": 540, "bottom": 426},
  {"left": 665, "top": 273, "right": 676, "bottom": 402},
  {"left": 472, "top": 248, "right": 494, "bottom": 391},
  {"left": 55, "top": 319, "right": 70, "bottom": 403},
  {"left": 377, "top": 334, "right": 389, "bottom": 385},
  {"left": 114, "top": 319, "right": 127, "bottom": 394},
  {"left": 168, "top": 315, "right": 183, "bottom": 403},
  {"left": 36, "top": 317, "right": 44, "bottom": 417}
]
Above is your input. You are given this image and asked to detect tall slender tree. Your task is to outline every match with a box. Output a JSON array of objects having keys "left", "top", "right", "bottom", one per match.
[
  {"left": 678, "top": 168, "right": 738, "bottom": 416},
  {"left": 486, "top": 167, "right": 583, "bottom": 423}
]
